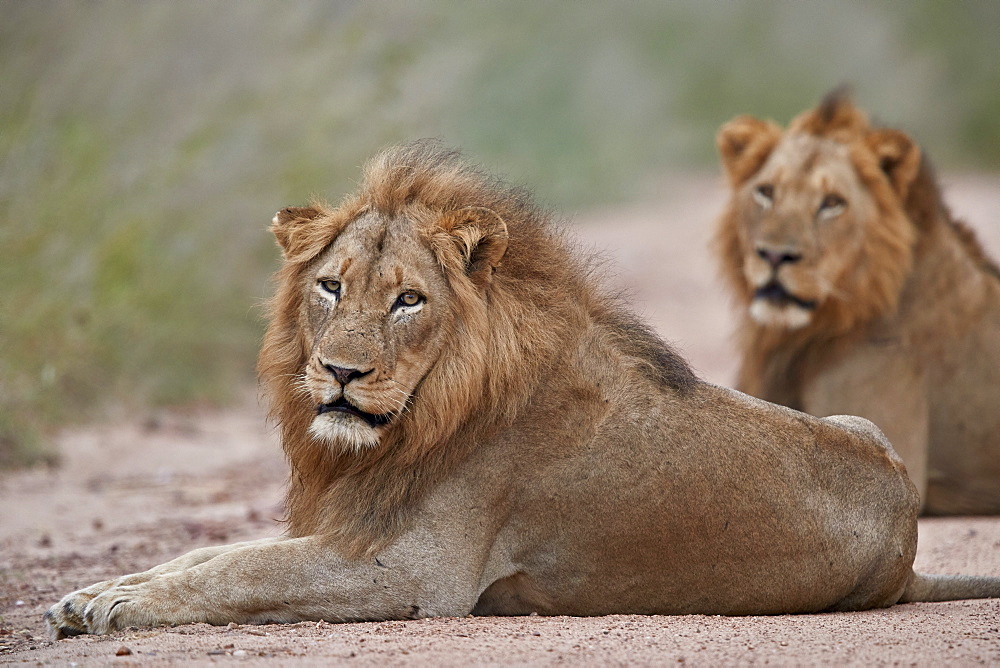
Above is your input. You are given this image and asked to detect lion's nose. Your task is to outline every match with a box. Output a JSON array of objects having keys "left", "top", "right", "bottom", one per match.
[
  {"left": 756, "top": 247, "right": 802, "bottom": 268},
  {"left": 323, "top": 364, "right": 373, "bottom": 385}
]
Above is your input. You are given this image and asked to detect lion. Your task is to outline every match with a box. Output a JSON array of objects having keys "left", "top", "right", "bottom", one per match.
[
  {"left": 46, "top": 140, "right": 1000, "bottom": 638},
  {"left": 714, "top": 89, "right": 1000, "bottom": 515}
]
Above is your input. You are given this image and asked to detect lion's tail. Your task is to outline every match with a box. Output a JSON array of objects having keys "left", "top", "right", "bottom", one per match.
[{"left": 899, "top": 572, "right": 1000, "bottom": 603}]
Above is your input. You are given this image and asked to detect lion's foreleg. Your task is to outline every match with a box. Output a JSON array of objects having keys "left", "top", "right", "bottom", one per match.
[
  {"left": 142, "top": 537, "right": 286, "bottom": 577},
  {"left": 47, "top": 534, "right": 477, "bottom": 637},
  {"left": 44, "top": 537, "right": 286, "bottom": 638}
]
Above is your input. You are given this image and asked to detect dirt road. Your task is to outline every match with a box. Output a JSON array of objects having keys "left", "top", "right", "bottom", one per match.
[{"left": 2, "top": 173, "right": 998, "bottom": 665}]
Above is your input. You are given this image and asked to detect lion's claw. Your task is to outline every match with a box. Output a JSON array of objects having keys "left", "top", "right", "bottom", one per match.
[
  {"left": 44, "top": 593, "right": 92, "bottom": 639},
  {"left": 44, "top": 576, "right": 134, "bottom": 639}
]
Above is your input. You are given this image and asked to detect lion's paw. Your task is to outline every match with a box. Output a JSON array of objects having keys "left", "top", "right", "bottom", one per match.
[
  {"left": 44, "top": 587, "right": 100, "bottom": 639},
  {"left": 45, "top": 578, "right": 145, "bottom": 639},
  {"left": 79, "top": 584, "right": 146, "bottom": 635}
]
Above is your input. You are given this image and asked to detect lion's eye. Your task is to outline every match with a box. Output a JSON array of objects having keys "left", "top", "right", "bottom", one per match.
[
  {"left": 394, "top": 291, "right": 424, "bottom": 310},
  {"left": 817, "top": 193, "right": 847, "bottom": 219},
  {"left": 318, "top": 279, "right": 341, "bottom": 295},
  {"left": 819, "top": 194, "right": 846, "bottom": 210},
  {"left": 753, "top": 183, "right": 774, "bottom": 207}
]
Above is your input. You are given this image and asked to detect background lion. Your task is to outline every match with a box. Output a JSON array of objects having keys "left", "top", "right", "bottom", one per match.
[
  {"left": 714, "top": 89, "right": 1000, "bottom": 515},
  {"left": 46, "top": 141, "right": 999, "bottom": 637}
]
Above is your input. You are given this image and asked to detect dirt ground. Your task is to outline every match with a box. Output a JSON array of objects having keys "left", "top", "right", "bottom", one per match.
[{"left": 2, "top": 173, "right": 999, "bottom": 665}]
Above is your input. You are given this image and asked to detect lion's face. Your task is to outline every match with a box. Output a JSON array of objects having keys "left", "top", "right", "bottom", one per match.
[
  {"left": 715, "top": 97, "right": 920, "bottom": 334},
  {"left": 733, "top": 133, "right": 879, "bottom": 329},
  {"left": 297, "top": 212, "right": 452, "bottom": 451}
]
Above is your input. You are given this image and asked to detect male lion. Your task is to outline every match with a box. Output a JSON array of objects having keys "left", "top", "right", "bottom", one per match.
[
  {"left": 714, "top": 90, "right": 1000, "bottom": 515},
  {"left": 46, "top": 140, "right": 999, "bottom": 638}
]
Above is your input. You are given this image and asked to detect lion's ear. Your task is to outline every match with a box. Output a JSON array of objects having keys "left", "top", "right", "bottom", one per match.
[
  {"left": 271, "top": 206, "right": 322, "bottom": 258},
  {"left": 438, "top": 208, "right": 509, "bottom": 288},
  {"left": 467, "top": 220, "right": 509, "bottom": 287},
  {"left": 866, "top": 129, "right": 921, "bottom": 199},
  {"left": 716, "top": 116, "right": 782, "bottom": 186}
]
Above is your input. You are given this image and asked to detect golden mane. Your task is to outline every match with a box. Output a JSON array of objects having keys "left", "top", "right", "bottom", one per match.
[
  {"left": 716, "top": 90, "right": 1000, "bottom": 403},
  {"left": 714, "top": 92, "right": 924, "bottom": 397},
  {"left": 259, "top": 140, "right": 695, "bottom": 555}
]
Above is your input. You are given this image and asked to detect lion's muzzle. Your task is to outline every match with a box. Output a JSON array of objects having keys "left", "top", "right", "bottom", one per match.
[
  {"left": 754, "top": 281, "right": 817, "bottom": 311},
  {"left": 316, "top": 397, "right": 393, "bottom": 428}
]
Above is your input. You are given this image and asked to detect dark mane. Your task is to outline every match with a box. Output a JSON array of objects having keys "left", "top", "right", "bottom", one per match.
[
  {"left": 598, "top": 306, "right": 697, "bottom": 392},
  {"left": 817, "top": 84, "right": 854, "bottom": 125},
  {"left": 904, "top": 156, "right": 1000, "bottom": 281}
]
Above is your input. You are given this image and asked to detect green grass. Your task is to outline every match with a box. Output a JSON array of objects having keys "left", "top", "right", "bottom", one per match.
[{"left": 1, "top": 0, "right": 997, "bottom": 465}]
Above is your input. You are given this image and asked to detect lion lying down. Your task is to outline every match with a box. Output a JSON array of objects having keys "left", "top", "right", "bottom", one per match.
[{"left": 46, "top": 141, "right": 999, "bottom": 638}]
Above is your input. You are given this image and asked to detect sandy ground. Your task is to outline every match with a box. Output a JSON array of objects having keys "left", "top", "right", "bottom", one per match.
[{"left": 2, "top": 173, "right": 999, "bottom": 665}]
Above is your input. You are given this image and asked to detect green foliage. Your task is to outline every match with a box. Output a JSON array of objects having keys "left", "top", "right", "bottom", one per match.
[{"left": 1, "top": 0, "right": 997, "bottom": 465}]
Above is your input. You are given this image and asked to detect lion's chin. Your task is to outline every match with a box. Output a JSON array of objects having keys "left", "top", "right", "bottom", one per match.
[
  {"left": 749, "top": 298, "right": 814, "bottom": 330},
  {"left": 749, "top": 281, "right": 818, "bottom": 330},
  {"left": 309, "top": 414, "right": 381, "bottom": 453}
]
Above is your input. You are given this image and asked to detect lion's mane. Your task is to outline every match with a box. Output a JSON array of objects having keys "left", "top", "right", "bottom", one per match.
[
  {"left": 259, "top": 141, "right": 695, "bottom": 555},
  {"left": 715, "top": 89, "right": 999, "bottom": 401}
]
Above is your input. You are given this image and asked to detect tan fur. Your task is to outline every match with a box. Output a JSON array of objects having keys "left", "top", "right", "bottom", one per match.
[
  {"left": 715, "top": 90, "right": 1000, "bottom": 514},
  {"left": 45, "top": 141, "right": 1000, "bottom": 638}
]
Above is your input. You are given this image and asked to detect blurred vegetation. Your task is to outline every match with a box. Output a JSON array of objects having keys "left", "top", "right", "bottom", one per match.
[{"left": 1, "top": 0, "right": 997, "bottom": 466}]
